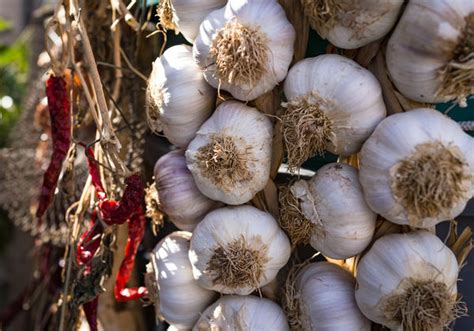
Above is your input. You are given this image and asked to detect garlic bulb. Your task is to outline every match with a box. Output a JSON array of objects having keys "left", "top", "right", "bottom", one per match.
[
  {"left": 147, "top": 232, "right": 216, "bottom": 329},
  {"left": 287, "top": 262, "right": 371, "bottom": 331},
  {"left": 283, "top": 54, "right": 386, "bottom": 171},
  {"left": 189, "top": 205, "right": 291, "bottom": 295},
  {"left": 193, "top": 0, "right": 295, "bottom": 101},
  {"left": 146, "top": 45, "right": 215, "bottom": 148},
  {"left": 154, "top": 150, "right": 219, "bottom": 231},
  {"left": 301, "top": 0, "right": 404, "bottom": 49},
  {"left": 355, "top": 231, "right": 460, "bottom": 330},
  {"left": 193, "top": 295, "right": 289, "bottom": 331},
  {"left": 387, "top": 0, "right": 474, "bottom": 105},
  {"left": 157, "top": 0, "right": 226, "bottom": 43},
  {"left": 359, "top": 108, "right": 474, "bottom": 228},
  {"left": 279, "top": 163, "right": 376, "bottom": 258},
  {"left": 186, "top": 101, "right": 273, "bottom": 205}
]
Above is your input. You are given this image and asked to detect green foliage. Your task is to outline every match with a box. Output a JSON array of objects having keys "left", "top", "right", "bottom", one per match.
[
  {"left": 0, "top": 34, "right": 28, "bottom": 147},
  {"left": 0, "top": 18, "right": 12, "bottom": 32}
]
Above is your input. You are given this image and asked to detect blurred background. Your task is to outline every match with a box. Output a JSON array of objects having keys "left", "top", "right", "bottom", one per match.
[{"left": 0, "top": 0, "right": 473, "bottom": 330}]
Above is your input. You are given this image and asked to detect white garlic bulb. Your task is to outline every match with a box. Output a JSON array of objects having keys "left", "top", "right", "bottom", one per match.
[
  {"left": 387, "top": 0, "right": 474, "bottom": 105},
  {"left": 193, "top": 0, "right": 295, "bottom": 101},
  {"left": 301, "top": 0, "right": 404, "bottom": 49},
  {"left": 147, "top": 232, "right": 216, "bottom": 329},
  {"left": 193, "top": 295, "right": 289, "bottom": 331},
  {"left": 287, "top": 262, "right": 371, "bottom": 331},
  {"left": 154, "top": 150, "right": 219, "bottom": 231},
  {"left": 279, "top": 163, "right": 376, "bottom": 258},
  {"left": 189, "top": 205, "right": 291, "bottom": 295},
  {"left": 157, "top": 0, "right": 226, "bottom": 43},
  {"left": 283, "top": 54, "right": 386, "bottom": 171},
  {"left": 146, "top": 45, "right": 216, "bottom": 148},
  {"left": 359, "top": 108, "right": 474, "bottom": 228},
  {"left": 185, "top": 101, "right": 273, "bottom": 205},
  {"left": 355, "top": 231, "right": 460, "bottom": 330}
]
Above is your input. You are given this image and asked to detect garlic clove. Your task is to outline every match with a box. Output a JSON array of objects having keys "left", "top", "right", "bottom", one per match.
[
  {"left": 359, "top": 108, "right": 474, "bottom": 228},
  {"left": 193, "top": 295, "right": 289, "bottom": 331},
  {"left": 146, "top": 45, "right": 216, "bottom": 148},
  {"left": 286, "top": 262, "right": 371, "bottom": 330},
  {"left": 355, "top": 231, "right": 460, "bottom": 330},
  {"left": 185, "top": 100, "right": 273, "bottom": 205},
  {"left": 193, "top": 0, "right": 295, "bottom": 101},
  {"left": 154, "top": 150, "right": 220, "bottom": 232},
  {"left": 189, "top": 205, "right": 291, "bottom": 295},
  {"left": 148, "top": 231, "right": 217, "bottom": 329},
  {"left": 282, "top": 54, "right": 386, "bottom": 172},
  {"left": 301, "top": 0, "right": 404, "bottom": 49},
  {"left": 386, "top": 0, "right": 474, "bottom": 105}
]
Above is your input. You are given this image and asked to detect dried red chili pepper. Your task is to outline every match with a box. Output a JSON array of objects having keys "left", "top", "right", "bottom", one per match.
[
  {"left": 36, "top": 74, "right": 71, "bottom": 218},
  {"left": 114, "top": 207, "right": 148, "bottom": 302},
  {"left": 100, "top": 174, "right": 144, "bottom": 225},
  {"left": 83, "top": 297, "right": 98, "bottom": 331},
  {"left": 76, "top": 210, "right": 103, "bottom": 268},
  {"left": 84, "top": 146, "right": 106, "bottom": 199}
]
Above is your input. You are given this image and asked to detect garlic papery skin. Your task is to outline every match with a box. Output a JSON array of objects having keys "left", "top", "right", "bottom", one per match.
[
  {"left": 193, "top": 0, "right": 295, "bottom": 101},
  {"left": 146, "top": 45, "right": 216, "bottom": 148},
  {"left": 283, "top": 54, "right": 386, "bottom": 171},
  {"left": 355, "top": 231, "right": 460, "bottom": 331},
  {"left": 148, "top": 231, "right": 216, "bottom": 329},
  {"left": 157, "top": 0, "right": 226, "bottom": 43},
  {"left": 154, "top": 150, "right": 219, "bottom": 231},
  {"left": 301, "top": 0, "right": 404, "bottom": 49},
  {"left": 185, "top": 101, "right": 273, "bottom": 205},
  {"left": 287, "top": 262, "right": 371, "bottom": 331},
  {"left": 280, "top": 163, "right": 376, "bottom": 258},
  {"left": 359, "top": 108, "right": 474, "bottom": 228},
  {"left": 193, "top": 295, "right": 289, "bottom": 331},
  {"left": 189, "top": 205, "right": 291, "bottom": 295},
  {"left": 387, "top": 0, "right": 474, "bottom": 105}
]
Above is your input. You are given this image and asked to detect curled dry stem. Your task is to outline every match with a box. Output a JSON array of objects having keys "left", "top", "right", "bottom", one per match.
[
  {"left": 196, "top": 134, "right": 252, "bottom": 191},
  {"left": 278, "top": 185, "right": 315, "bottom": 246},
  {"left": 437, "top": 13, "right": 474, "bottom": 106},
  {"left": 383, "top": 278, "right": 466, "bottom": 331},
  {"left": 210, "top": 20, "right": 268, "bottom": 86},
  {"left": 206, "top": 236, "right": 269, "bottom": 290},
  {"left": 282, "top": 95, "right": 334, "bottom": 173},
  {"left": 390, "top": 142, "right": 473, "bottom": 225}
]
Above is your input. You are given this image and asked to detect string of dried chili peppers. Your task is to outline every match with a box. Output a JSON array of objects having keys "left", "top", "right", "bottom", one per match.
[
  {"left": 77, "top": 147, "right": 147, "bottom": 330},
  {"left": 36, "top": 74, "right": 71, "bottom": 218}
]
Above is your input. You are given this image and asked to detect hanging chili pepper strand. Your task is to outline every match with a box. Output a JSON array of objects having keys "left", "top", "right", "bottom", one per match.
[
  {"left": 36, "top": 74, "right": 71, "bottom": 218},
  {"left": 84, "top": 146, "right": 148, "bottom": 302},
  {"left": 114, "top": 207, "right": 148, "bottom": 301}
]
